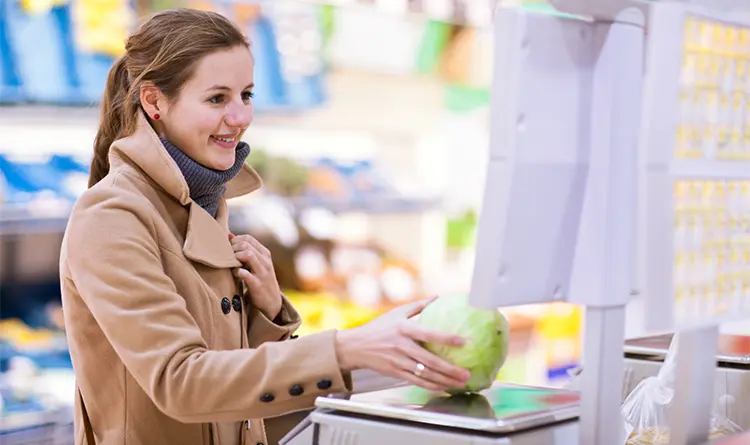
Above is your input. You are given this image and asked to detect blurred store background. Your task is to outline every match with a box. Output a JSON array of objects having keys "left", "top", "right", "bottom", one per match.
[{"left": 0, "top": 0, "right": 585, "bottom": 441}]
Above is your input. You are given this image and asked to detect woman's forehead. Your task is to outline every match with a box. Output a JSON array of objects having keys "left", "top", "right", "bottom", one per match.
[{"left": 187, "top": 46, "right": 254, "bottom": 90}]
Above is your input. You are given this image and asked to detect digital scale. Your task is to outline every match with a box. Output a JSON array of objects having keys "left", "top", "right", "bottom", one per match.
[
  {"left": 279, "top": 0, "right": 750, "bottom": 444},
  {"left": 281, "top": 382, "right": 580, "bottom": 445}
]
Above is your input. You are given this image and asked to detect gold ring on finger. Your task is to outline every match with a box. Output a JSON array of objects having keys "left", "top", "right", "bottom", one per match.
[{"left": 414, "top": 362, "right": 426, "bottom": 378}]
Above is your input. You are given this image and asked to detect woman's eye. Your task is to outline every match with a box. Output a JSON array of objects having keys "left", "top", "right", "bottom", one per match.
[
  {"left": 209, "top": 95, "right": 225, "bottom": 104},
  {"left": 241, "top": 91, "right": 255, "bottom": 101}
]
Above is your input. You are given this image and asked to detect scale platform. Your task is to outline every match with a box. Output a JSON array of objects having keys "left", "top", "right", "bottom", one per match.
[{"left": 281, "top": 383, "right": 581, "bottom": 445}]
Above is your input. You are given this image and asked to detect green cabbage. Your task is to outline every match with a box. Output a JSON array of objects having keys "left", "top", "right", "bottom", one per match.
[{"left": 417, "top": 294, "right": 509, "bottom": 394}]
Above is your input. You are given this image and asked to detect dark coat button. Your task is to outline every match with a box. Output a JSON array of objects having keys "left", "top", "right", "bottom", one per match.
[
  {"left": 260, "top": 393, "right": 275, "bottom": 403},
  {"left": 221, "top": 297, "right": 231, "bottom": 314},
  {"left": 316, "top": 379, "right": 333, "bottom": 390},
  {"left": 232, "top": 295, "right": 242, "bottom": 312},
  {"left": 288, "top": 384, "right": 304, "bottom": 396},
  {"left": 290, "top": 334, "right": 299, "bottom": 340}
]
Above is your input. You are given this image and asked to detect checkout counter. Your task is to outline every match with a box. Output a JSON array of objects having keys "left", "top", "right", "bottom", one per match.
[
  {"left": 624, "top": 334, "right": 750, "bottom": 430},
  {"left": 710, "top": 431, "right": 750, "bottom": 445},
  {"left": 279, "top": 333, "right": 750, "bottom": 445}
]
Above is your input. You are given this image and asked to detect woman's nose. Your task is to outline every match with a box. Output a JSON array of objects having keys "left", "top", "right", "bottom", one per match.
[{"left": 225, "top": 101, "right": 253, "bottom": 128}]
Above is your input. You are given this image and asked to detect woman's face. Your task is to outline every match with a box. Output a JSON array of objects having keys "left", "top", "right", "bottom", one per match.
[{"left": 152, "top": 45, "right": 255, "bottom": 171}]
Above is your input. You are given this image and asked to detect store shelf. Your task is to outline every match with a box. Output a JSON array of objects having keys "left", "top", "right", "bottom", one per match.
[
  {"left": 290, "top": 195, "right": 441, "bottom": 214},
  {"left": 303, "top": 0, "right": 496, "bottom": 27},
  {"left": 0, "top": 400, "right": 73, "bottom": 445},
  {"left": 0, "top": 208, "right": 71, "bottom": 236}
]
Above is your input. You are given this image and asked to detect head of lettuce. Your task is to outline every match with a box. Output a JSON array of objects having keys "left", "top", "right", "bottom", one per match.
[{"left": 417, "top": 294, "right": 510, "bottom": 394}]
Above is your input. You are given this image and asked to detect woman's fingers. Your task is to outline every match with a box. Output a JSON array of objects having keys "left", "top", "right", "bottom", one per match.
[
  {"left": 386, "top": 296, "right": 438, "bottom": 320},
  {"left": 230, "top": 235, "right": 270, "bottom": 258},
  {"left": 394, "top": 323, "right": 470, "bottom": 387},
  {"left": 236, "top": 268, "right": 262, "bottom": 290},
  {"left": 232, "top": 240, "right": 258, "bottom": 255},
  {"left": 400, "top": 342, "right": 470, "bottom": 387},
  {"left": 231, "top": 237, "right": 274, "bottom": 275},
  {"left": 235, "top": 249, "right": 269, "bottom": 274},
  {"left": 397, "top": 372, "right": 443, "bottom": 391},
  {"left": 399, "top": 322, "right": 464, "bottom": 348},
  {"left": 243, "top": 236, "right": 271, "bottom": 257},
  {"left": 400, "top": 296, "right": 439, "bottom": 319},
  {"left": 391, "top": 365, "right": 444, "bottom": 391},
  {"left": 389, "top": 356, "right": 463, "bottom": 391}
]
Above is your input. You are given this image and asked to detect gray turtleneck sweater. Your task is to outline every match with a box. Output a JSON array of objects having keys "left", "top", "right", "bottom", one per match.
[{"left": 160, "top": 137, "right": 251, "bottom": 217}]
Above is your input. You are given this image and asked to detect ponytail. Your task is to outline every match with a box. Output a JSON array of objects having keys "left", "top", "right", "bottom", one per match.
[{"left": 88, "top": 56, "right": 138, "bottom": 188}]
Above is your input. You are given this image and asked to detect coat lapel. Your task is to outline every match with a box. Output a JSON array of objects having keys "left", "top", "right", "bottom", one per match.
[
  {"left": 183, "top": 201, "right": 242, "bottom": 268},
  {"left": 108, "top": 112, "right": 263, "bottom": 269}
]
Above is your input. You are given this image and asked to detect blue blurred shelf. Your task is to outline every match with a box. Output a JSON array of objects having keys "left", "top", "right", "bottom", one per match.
[{"left": 0, "top": 1, "right": 329, "bottom": 111}]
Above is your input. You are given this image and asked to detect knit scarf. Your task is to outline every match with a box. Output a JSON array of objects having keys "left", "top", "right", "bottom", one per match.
[{"left": 160, "top": 137, "right": 251, "bottom": 218}]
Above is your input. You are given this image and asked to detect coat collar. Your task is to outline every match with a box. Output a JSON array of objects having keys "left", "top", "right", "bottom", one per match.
[{"left": 108, "top": 112, "right": 261, "bottom": 269}]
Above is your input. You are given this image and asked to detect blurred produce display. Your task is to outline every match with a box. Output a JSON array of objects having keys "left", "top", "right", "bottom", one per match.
[
  {"left": 284, "top": 291, "right": 383, "bottom": 336},
  {"left": 1, "top": 307, "right": 74, "bottom": 444},
  {"left": 234, "top": 148, "right": 439, "bottom": 309}
]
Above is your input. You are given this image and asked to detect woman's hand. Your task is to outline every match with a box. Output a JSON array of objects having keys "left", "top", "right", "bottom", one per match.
[
  {"left": 229, "top": 233, "right": 282, "bottom": 320},
  {"left": 334, "top": 297, "right": 471, "bottom": 392}
]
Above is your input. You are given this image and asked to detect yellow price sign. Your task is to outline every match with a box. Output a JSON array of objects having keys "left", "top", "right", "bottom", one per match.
[
  {"left": 72, "top": 0, "right": 132, "bottom": 57},
  {"left": 20, "top": 0, "right": 68, "bottom": 15}
]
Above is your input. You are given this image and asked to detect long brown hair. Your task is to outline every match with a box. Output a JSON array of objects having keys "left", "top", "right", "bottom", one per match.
[{"left": 88, "top": 8, "right": 249, "bottom": 188}]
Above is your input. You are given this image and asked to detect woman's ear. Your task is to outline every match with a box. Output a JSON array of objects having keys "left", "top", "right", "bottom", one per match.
[{"left": 139, "top": 82, "right": 165, "bottom": 120}]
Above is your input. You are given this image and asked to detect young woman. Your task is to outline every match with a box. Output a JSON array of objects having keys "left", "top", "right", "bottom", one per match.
[{"left": 60, "top": 8, "right": 470, "bottom": 445}]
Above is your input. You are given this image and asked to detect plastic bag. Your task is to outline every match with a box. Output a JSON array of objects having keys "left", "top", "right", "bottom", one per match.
[{"left": 622, "top": 333, "right": 742, "bottom": 444}]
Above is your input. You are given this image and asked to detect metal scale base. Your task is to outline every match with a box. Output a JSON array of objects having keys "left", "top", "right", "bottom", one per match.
[{"left": 281, "top": 383, "right": 581, "bottom": 445}]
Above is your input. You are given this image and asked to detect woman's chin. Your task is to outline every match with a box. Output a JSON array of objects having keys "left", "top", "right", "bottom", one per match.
[{"left": 207, "top": 156, "right": 236, "bottom": 171}]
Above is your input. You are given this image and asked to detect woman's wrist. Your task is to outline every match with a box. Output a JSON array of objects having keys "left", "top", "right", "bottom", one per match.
[
  {"left": 260, "top": 298, "right": 283, "bottom": 322},
  {"left": 334, "top": 329, "right": 359, "bottom": 373}
]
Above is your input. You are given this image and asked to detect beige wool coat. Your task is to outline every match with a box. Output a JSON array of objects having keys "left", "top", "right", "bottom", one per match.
[{"left": 60, "top": 113, "right": 352, "bottom": 445}]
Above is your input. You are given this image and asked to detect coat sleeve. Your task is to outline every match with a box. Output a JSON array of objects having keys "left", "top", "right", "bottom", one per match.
[
  {"left": 64, "top": 186, "right": 352, "bottom": 424},
  {"left": 245, "top": 291, "right": 301, "bottom": 346}
]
